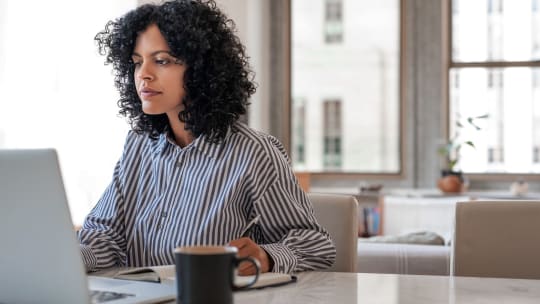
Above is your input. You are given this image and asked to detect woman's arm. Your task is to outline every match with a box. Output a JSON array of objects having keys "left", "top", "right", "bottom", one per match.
[
  {"left": 255, "top": 179, "right": 336, "bottom": 273},
  {"left": 252, "top": 135, "right": 336, "bottom": 273},
  {"left": 78, "top": 160, "right": 127, "bottom": 272},
  {"left": 77, "top": 131, "right": 142, "bottom": 271}
]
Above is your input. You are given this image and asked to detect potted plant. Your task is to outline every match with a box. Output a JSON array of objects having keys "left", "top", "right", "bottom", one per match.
[{"left": 437, "top": 113, "right": 489, "bottom": 193}]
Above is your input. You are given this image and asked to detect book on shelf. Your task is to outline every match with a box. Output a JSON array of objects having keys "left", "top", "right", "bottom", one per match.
[
  {"left": 113, "top": 265, "right": 297, "bottom": 289},
  {"left": 362, "top": 207, "right": 380, "bottom": 237}
]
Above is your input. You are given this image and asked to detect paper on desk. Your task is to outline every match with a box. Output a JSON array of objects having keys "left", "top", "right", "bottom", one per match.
[
  {"left": 234, "top": 272, "right": 296, "bottom": 289},
  {"left": 114, "top": 265, "right": 176, "bottom": 283}
]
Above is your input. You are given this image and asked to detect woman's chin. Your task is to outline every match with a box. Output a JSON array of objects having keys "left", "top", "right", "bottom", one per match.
[{"left": 142, "top": 107, "right": 164, "bottom": 115}]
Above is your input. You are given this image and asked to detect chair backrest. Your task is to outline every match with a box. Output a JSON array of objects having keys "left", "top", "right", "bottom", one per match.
[
  {"left": 452, "top": 200, "right": 540, "bottom": 279},
  {"left": 308, "top": 192, "right": 358, "bottom": 272}
]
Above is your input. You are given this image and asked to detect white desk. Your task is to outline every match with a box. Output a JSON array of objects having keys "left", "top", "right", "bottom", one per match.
[{"left": 233, "top": 272, "right": 540, "bottom": 303}]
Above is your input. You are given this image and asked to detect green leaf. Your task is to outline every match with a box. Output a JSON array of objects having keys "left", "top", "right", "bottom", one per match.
[
  {"left": 449, "top": 159, "right": 458, "bottom": 170},
  {"left": 475, "top": 114, "right": 489, "bottom": 119},
  {"left": 464, "top": 141, "right": 475, "bottom": 148},
  {"left": 438, "top": 147, "right": 448, "bottom": 155},
  {"left": 466, "top": 117, "right": 482, "bottom": 130}
]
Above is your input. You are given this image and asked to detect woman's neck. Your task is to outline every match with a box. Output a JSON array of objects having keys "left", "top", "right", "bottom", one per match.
[{"left": 167, "top": 113, "right": 194, "bottom": 148}]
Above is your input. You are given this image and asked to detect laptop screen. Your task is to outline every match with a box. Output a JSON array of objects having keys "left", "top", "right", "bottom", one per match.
[
  {"left": 0, "top": 149, "right": 176, "bottom": 304},
  {"left": 0, "top": 149, "right": 92, "bottom": 303}
]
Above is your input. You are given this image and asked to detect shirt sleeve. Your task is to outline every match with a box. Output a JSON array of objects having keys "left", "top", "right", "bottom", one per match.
[
  {"left": 256, "top": 136, "right": 336, "bottom": 274},
  {"left": 77, "top": 133, "right": 135, "bottom": 272}
]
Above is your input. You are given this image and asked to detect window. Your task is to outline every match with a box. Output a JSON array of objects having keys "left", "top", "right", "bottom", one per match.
[
  {"left": 487, "top": 146, "right": 504, "bottom": 163},
  {"left": 533, "top": 68, "right": 540, "bottom": 165},
  {"left": 449, "top": 0, "right": 540, "bottom": 173},
  {"left": 534, "top": 69, "right": 540, "bottom": 88},
  {"left": 293, "top": 98, "right": 307, "bottom": 165},
  {"left": 487, "top": 0, "right": 503, "bottom": 14},
  {"left": 0, "top": 0, "right": 135, "bottom": 225},
  {"left": 291, "top": 0, "right": 402, "bottom": 173},
  {"left": 533, "top": 146, "right": 540, "bottom": 163},
  {"left": 324, "top": 0, "right": 343, "bottom": 43},
  {"left": 323, "top": 99, "right": 342, "bottom": 169},
  {"left": 487, "top": 70, "right": 504, "bottom": 88}
]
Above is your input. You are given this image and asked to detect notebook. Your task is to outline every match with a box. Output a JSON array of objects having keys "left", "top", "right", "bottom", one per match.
[
  {"left": 0, "top": 149, "right": 176, "bottom": 304},
  {"left": 112, "top": 265, "right": 297, "bottom": 289}
]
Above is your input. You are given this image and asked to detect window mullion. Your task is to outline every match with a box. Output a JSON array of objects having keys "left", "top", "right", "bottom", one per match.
[{"left": 452, "top": 61, "right": 540, "bottom": 68}]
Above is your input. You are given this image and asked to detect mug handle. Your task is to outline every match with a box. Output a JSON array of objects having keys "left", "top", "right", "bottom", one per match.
[{"left": 233, "top": 256, "right": 261, "bottom": 290}]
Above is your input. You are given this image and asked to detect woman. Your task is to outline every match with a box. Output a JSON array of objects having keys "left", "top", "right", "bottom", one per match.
[{"left": 78, "top": 0, "right": 335, "bottom": 275}]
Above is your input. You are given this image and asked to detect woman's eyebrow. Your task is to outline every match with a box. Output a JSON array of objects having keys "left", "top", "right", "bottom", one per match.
[{"left": 131, "top": 50, "right": 173, "bottom": 57}]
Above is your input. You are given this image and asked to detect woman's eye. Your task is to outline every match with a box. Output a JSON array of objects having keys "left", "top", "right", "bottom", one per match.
[
  {"left": 155, "top": 58, "right": 170, "bottom": 65},
  {"left": 132, "top": 61, "right": 142, "bottom": 67}
]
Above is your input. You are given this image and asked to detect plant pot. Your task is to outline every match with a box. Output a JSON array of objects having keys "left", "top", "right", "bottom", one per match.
[{"left": 437, "top": 170, "right": 465, "bottom": 193}]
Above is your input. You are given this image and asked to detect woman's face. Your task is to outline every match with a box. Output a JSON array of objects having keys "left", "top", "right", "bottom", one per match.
[{"left": 132, "top": 24, "right": 187, "bottom": 116}]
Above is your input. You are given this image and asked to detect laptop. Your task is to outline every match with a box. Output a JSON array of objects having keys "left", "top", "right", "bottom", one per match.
[{"left": 0, "top": 149, "right": 176, "bottom": 304}]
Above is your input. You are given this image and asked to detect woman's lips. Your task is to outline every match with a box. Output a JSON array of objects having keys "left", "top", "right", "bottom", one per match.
[{"left": 140, "top": 88, "right": 162, "bottom": 98}]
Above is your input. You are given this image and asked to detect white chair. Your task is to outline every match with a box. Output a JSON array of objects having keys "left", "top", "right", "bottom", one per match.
[
  {"left": 357, "top": 242, "right": 451, "bottom": 275},
  {"left": 452, "top": 200, "right": 540, "bottom": 279},
  {"left": 308, "top": 192, "right": 358, "bottom": 272}
]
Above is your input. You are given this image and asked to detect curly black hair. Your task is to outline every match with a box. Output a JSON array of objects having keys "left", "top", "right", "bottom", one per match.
[{"left": 95, "top": 0, "right": 256, "bottom": 142}]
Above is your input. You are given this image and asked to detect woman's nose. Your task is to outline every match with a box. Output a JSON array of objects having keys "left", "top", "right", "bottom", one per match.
[{"left": 136, "top": 63, "right": 154, "bottom": 81}]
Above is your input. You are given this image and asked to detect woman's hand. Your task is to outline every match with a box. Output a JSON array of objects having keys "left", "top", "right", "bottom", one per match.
[{"left": 229, "top": 237, "right": 273, "bottom": 275}]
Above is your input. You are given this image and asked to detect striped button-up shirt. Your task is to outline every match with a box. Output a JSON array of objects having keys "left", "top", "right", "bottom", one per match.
[{"left": 78, "top": 123, "right": 335, "bottom": 273}]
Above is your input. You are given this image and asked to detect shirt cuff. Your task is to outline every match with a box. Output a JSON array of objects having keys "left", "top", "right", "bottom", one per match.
[
  {"left": 260, "top": 243, "right": 298, "bottom": 274},
  {"left": 80, "top": 244, "right": 97, "bottom": 272}
]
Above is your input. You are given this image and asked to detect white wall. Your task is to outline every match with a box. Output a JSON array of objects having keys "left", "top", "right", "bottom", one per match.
[
  {"left": 216, "top": 0, "right": 271, "bottom": 134},
  {"left": 0, "top": 1, "right": 136, "bottom": 224}
]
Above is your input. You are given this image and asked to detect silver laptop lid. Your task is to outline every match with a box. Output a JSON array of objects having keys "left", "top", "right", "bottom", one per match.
[{"left": 0, "top": 149, "right": 90, "bottom": 304}]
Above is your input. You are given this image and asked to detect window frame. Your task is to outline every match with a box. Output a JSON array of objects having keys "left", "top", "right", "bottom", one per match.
[
  {"left": 286, "top": 0, "right": 406, "bottom": 179},
  {"left": 445, "top": 0, "right": 540, "bottom": 181}
]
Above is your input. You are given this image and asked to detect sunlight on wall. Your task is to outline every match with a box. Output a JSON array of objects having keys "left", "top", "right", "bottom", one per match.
[{"left": 0, "top": 0, "right": 136, "bottom": 225}]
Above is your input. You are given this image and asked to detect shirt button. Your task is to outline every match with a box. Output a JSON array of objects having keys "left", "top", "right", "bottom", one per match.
[
  {"left": 161, "top": 211, "right": 167, "bottom": 217},
  {"left": 157, "top": 224, "right": 162, "bottom": 230}
]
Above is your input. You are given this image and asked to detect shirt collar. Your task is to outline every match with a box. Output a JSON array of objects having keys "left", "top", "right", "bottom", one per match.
[
  {"left": 149, "top": 132, "right": 169, "bottom": 156},
  {"left": 152, "top": 126, "right": 231, "bottom": 159},
  {"left": 194, "top": 128, "right": 231, "bottom": 159}
]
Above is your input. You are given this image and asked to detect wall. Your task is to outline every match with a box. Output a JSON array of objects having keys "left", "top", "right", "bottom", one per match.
[
  {"left": 215, "top": 0, "right": 272, "bottom": 134},
  {"left": 410, "top": 0, "right": 447, "bottom": 188},
  {"left": 0, "top": 1, "right": 7, "bottom": 147}
]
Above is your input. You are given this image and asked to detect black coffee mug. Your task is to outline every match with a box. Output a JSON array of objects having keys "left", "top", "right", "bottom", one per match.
[{"left": 174, "top": 246, "right": 260, "bottom": 304}]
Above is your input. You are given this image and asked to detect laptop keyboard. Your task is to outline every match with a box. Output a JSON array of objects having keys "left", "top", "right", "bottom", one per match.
[{"left": 90, "top": 289, "right": 134, "bottom": 303}]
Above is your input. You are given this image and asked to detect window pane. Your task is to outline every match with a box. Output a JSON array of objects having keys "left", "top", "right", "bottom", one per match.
[
  {"left": 291, "top": 0, "right": 400, "bottom": 173},
  {"left": 450, "top": 67, "right": 540, "bottom": 173},
  {"left": 453, "top": 0, "right": 540, "bottom": 62}
]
